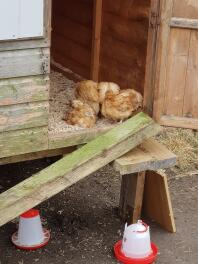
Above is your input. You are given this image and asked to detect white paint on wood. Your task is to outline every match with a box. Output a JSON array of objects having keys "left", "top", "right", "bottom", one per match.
[
  {"left": 19, "top": 0, "right": 44, "bottom": 38},
  {"left": 0, "top": 0, "right": 19, "bottom": 40},
  {"left": 0, "top": 0, "right": 44, "bottom": 41}
]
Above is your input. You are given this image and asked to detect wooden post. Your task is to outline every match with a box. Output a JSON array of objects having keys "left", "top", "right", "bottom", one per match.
[
  {"left": 91, "top": 0, "right": 103, "bottom": 81},
  {"left": 143, "top": 0, "right": 161, "bottom": 115}
]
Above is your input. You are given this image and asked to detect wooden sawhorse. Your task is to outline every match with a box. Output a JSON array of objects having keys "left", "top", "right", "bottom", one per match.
[{"left": 114, "top": 139, "right": 177, "bottom": 233}]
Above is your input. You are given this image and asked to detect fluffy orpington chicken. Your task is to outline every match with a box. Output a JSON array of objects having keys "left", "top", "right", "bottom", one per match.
[
  {"left": 75, "top": 80, "right": 100, "bottom": 114},
  {"left": 98, "top": 82, "right": 120, "bottom": 103},
  {"left": 101, "top": 89, "right": 143, "bottom": 121},
  {"left": 65, "top": 100, "right": 97, "bottom": 128}
]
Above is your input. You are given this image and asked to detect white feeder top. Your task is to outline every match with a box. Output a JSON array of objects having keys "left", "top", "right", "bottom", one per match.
[{"left": 126, "top": 220, "right": 148, "bottom": 233}]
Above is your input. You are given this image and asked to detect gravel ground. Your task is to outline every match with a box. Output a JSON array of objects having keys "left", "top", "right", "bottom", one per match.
[{"left": 0, "top": 158, "right": 197, "bottom": 264}]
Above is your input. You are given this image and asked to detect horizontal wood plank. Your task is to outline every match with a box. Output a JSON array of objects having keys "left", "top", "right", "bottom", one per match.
[
  {"left": 0, "top": 102, "right": 49, "bottom": 132},
  {"left": 0, "top": 48, "right": 50, "bottom": 79},
  {"left": 0, "top": 112, "right": 161, "bottom": 226},
  {"left": 0, "top": 127, "right": 48, "bottom": 159},
  {"left": 159, "top": 115, "right": 198, "bottom": 130},
  {"left": 49, "top": 124, "right": 115, "bottom": 149},
  {"left": 0, "top": 147, "right": 76, "bottom": 166},
  {"left": 170, "top": 17, "right": 198, "bottom": 29},
  {"left": 0, "top": 76, "right": 49, "bottom": 106},
  {"left": 114, "top": 139, "right": 177, "bottom": 175}
]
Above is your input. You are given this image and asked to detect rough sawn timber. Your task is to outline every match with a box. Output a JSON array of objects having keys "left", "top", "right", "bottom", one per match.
[{"left": 0, "top": 112, "right": 161, "bottom": 226}]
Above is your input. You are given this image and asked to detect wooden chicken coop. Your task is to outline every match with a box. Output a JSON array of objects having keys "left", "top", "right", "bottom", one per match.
[{"left": 0, "top": 0, "right": 197, "bottom": 165}]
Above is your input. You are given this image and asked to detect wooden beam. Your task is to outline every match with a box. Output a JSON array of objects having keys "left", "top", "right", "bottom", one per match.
[
  {"left": 91, "top": 0, "right": 103, "bottom": 81},
  {"left": 0, "top": 112, "right": 161, "bottom": 226},
  {"left": 170, "top": 17, "right": 198, "bottom": 30}
]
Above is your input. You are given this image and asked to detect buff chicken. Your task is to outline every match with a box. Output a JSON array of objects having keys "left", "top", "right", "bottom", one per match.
[
  {"left": 75, "top": 80, "right": 100, "bottom": 114},
  {"left": 101, "top": 89, "right": 143, "bottom": 121},
  {"left": 98, "top": 82, "right": 120, "bottom": 103},
  {"left": 66, "top": 100, "right": 97, "bottom": 128}
]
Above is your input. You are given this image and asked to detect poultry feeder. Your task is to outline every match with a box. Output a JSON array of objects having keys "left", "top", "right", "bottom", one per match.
[
  {"left": 114, "top": 220, "right": 158, "bottom": 264},
  {"left": 11, "top": 209, "right": 50, "bottom": 250}
]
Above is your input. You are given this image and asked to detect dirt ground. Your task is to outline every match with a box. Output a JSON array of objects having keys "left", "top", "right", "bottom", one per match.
[{"left": 0, "top": 158, "right": 197, "bottom": 264}]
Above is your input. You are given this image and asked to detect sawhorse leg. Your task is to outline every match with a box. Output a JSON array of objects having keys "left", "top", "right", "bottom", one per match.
[
  {"left": 119, "top": 170, "right": 176, "bottom": 233},
  {"left": 119, "top": 171, "right": 145, "bottom": 223}
]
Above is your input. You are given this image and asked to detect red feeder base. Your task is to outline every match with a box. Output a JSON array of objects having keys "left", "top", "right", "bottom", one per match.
[
  {"left": 114, "top": 240, "right": 158, "bottom": 264},
  {"left": 11, "top": 228, "right": 50, "bottom": 251}
]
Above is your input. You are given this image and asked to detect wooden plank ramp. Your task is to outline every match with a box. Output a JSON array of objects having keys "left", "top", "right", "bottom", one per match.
[{"left": 0, "top": 112, "right": 161, "bottom": 227}]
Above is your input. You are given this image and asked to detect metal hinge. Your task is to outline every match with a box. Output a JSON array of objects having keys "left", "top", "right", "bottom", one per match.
[{"left": 149, "top": 11, "right": 161, "bottom": 28}]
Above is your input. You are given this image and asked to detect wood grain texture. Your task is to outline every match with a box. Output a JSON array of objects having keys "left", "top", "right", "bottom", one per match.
[
  {"left": 132, "top": 171, "right": 146, "bottom": 223},
  {"left": 164, "top": 28, "right": 191, "bottom": 116},
  {"left": 52, "top": 51, "right": 90, "bottom": 79},
  {"left": 154, "top": 0, "right": 198, "bottom": 129},
  {"left": 0, "top": 147, "right": 76, "bottom": 166},
  {"left": 159, "top": 115, "right": 198, "bottom": 129},
  {"left": 51, "top": 33, "right": 91, "bottom": 68},
  {"left": 0, "top": 48, "right": 50, "bottom": 79},
  {"left": 144, "top": 0, "right": 161, "bottom": 115},
  {"left": 114, "top": 138, "right": 176, "bottom": 175},
  {"left": 183, "top": 30, "right": 198, "bottom": 118},
  {"left": 0, "top": 76, "right": 49, "bottom": 106},
  {"left": 0, "top": 102, "right": 49, "bottom": 132},
  {"left": 49, "top": 123, "right": 114, "bottom": 150},
  {"left": 0, "top": 112, "right": 161, "bottom": 226},
  {"left": 153, "top": 0, "right": 174, "bottom": 121},
  {"left": 170, "top": 17, "right": 198, "bottom": 29},
  {"left": 143, "top": 170, "right": 176, "bottom": 233},
  {"left": 99, "top": 0, "right": 150, "bottom": 94},
  {"left": 91, "top": 0, "right": 103, "bottom": 81},
  {"left": 51, "top": 0, "right": 93, "bottom": 78},
  {"left": 173, "top": 0, "right": 198, "bottom": 19},
  {"left": 0, "top": 127, "right": 48, "bottom": 159}
]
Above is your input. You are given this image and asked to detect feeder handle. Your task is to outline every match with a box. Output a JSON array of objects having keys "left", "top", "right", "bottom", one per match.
[{"left": 137, "top": 221, "right": 148, "bottom": 233}]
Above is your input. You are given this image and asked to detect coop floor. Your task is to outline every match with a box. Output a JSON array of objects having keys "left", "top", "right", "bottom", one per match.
[
  {"left": 49, "top": 70, "right": 116, "bottom": 142},
  {"left": 0, "top": 160, "right": 197, "bottom": 264}
]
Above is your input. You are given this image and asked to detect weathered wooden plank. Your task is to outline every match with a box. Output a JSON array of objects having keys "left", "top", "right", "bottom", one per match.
[
  {"left": 143, "top": 170, "right": 176, "bottom": 233},
  {"left": 164, "top": 28, "right": 191, "bottom": 116},
  {"left": 0, "top": 76, "right": 49, "bottom": 106},
  {"left": 114, "top": 139, "right": 177, "bottom": 175},
  {"left": 0, "top": 147, "right": 76, "bottom": 166},
  {"left": 0, "top": 102, "right": 49, "bottom": 132},
  {"left": 170, "top": 17, "right": 198, "bottom": 29},
  {"left": 183, "top": 30, "right": 198, "bottom": 118},
  {"left": 0, "top": 113, "right": 161, "bottom": 226},
  {"left": 153, "top": 0, "right": 174, "bottom": 121},
  {"left": 49, "top": 124, "right": 115, "bottom": 149},
  {"left": 159, "top": 115, "right": 198, "bottom": 129},
  {"left": 119, "top": 171, "right": 146, "bottom": 223},
  {"left": 0, "top": 39, "right": 50, "bottom": 52},
  {"left": 0, "top": 127, "right": 48, "bottom": 159},
  {"left": 0, "top": 48, "right": 50, "bottom": 79}
]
